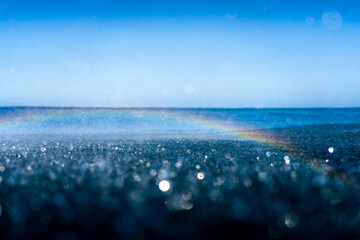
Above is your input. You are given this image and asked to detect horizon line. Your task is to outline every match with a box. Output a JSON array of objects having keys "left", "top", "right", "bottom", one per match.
[{"left": 1, "top": 106, "right": 360, "bottom": 110}]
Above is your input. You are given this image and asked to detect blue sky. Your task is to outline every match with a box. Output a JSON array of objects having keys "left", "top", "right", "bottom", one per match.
[{"left": 0, "top": 0, "right": 359, "bottom": 107}]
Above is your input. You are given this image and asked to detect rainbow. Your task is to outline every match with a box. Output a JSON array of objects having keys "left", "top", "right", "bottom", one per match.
[
  {"left": 0, "top": 108, "right": 357, "bottom": 190},
  {"left": 0, "top": 108, "right": 280, "bottom": 144}
]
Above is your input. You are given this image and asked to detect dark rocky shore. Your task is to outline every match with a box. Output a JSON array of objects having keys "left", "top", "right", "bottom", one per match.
[{"left": 0, "top": 124, "right": 360, "bottom": 239}]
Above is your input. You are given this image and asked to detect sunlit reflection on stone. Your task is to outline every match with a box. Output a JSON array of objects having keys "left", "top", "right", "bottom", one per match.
[
  {"left": 284, "top": 155, "right": 290, "bottom": 165},
  {"left": 284, "top": 212, "right": 300, "bottom": 228},
  {"left": 328, "top": 147, "right": 334, "bottom": 153},
  {"left": 159, "top": 180, "right": 170, "bottom": 192},
  {"left": 197, "top": 172, "right": 205, "bottom": 180}
]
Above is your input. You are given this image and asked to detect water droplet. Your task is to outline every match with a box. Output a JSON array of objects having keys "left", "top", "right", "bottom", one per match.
[
  {"left": 181, "top": 192, "right": 192, "bottom": 201},
  {"left": 322, "top": 9, "right": 343, "bottom": 30},
  {"left": 284, "top": 156, "right": 290, "bottom": 165},
  {"left": 150, "top": 169, "right": 157, "bottom": 176},
  {"left": 284, "top": 212, "right": 300, "bottom": 228},
  {"left": 197, "top": 172, "right": 205, "bottom": 180},
  {"left": 159, "top": 180, "right": 170, "bottom": 192},
  {"left": 244, "top": 178, "right": 252, "bottom": 187}
]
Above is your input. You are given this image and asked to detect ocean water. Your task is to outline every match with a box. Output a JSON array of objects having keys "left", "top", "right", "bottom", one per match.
[
  {"left": 0, "top": 108, "right": 360, "bottom": 239},
  {"left": 1, "top": 107, "right": 360, "bottom": 136}
]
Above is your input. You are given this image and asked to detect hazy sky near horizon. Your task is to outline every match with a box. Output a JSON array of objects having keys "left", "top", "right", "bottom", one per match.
[{"left": 0, "top": 0, "right": 359, "bottom": 107}]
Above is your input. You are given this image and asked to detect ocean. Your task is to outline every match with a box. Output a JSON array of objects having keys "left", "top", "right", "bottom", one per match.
[{"left": 0, "top": 107, "right": 360, "bottom": 239}]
